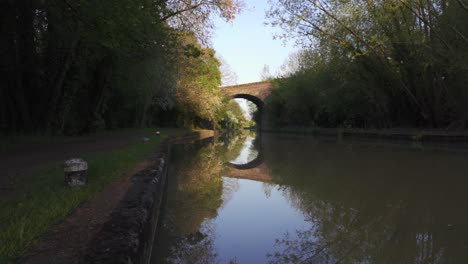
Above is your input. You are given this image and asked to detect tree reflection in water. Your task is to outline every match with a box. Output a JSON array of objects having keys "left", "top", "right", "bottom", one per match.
[
  {"left": 154, "top": 133, "right": 468, "bottom": 263},
  {"left": 265, "top": 136, "right": 468, "bottom": 263},
  {"left": 152, "top": 132, "right": 252, "bottom": 264}
]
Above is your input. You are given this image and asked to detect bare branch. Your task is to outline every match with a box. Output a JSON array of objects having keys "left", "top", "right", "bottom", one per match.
[
  {"left": 160, "top": 2, "right": 205, "bottom": 21},
  {"left": 456, "top": 0, "right": 468, "bottom": 13}
]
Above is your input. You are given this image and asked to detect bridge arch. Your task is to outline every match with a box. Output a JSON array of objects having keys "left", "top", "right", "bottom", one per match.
[
  {"left": 228, "top": 151, "right": 263, "bottom": 170},
  {"left": 227, "top": 134, "right": 263, "bottom": 170},
  {"left": 223, "top": 134, "right": 273, "bottom": 183},
  {"left": 221, "top": 81, "right": 273, "bottom": 127},
  {"left": 221, "top": 81, "right": 273, "bottom": 103},
  {"left": 232, "top": 94, "right": 264, "bottom": 111}
]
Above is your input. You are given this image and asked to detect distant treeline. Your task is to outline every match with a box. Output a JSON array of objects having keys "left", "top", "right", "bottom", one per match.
[
  {"left": 266, "top": 0, "right": 468, "bottom": 129},
  {"left": 0, "top": 0, "right": 245, "bottom": 135}
]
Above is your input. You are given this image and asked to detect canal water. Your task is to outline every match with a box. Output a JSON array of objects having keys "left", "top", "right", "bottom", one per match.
[{"left": 151, "top": 132, "right": 468, "bottom": 263}]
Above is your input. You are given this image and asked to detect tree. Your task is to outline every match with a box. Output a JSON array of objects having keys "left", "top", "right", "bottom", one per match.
[
  {"left": 175, "top": 33, "right": 223, "bottom": 128},
  {"left": 163, "top": 0, "right": 244, "bottom": 43},
  {"left": 260, "top": 64, "right": 272, "bottom": 81},
  {"left": 218, "top": 56, "right": 238, "bottom": 86},
  {"left": 266, "top": 0, "right": 468, "bottom": 128},
  {"left": 0, "top": 0, "right": 244, "bottom": 134}
]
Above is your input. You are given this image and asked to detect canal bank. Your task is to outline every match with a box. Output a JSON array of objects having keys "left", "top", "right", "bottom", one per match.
[
  {"left": 15, "top": 128, "right": 468, "bottom": 263},
  {"left": 10, "top": 130, "right": 213, "bottom": 264},
  {"left": 82, "top": 130, "right": 214, "bottom": 264},
  {"left": 262, "top": 127, "right": 468, "bottom": 142}
]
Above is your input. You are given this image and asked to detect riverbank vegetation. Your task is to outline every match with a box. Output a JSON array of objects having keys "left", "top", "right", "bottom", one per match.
[
  {"left": 0, "top": 129, "right": 165, "bottom": 261},
  {"left": 1, "top": 0, "right": 245, "bottom": 135},
  {"left": 266, "top": 0, "right": 468, "bottom": 129}
]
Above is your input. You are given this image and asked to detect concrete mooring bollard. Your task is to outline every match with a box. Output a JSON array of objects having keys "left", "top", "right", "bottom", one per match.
[{"left": 64, "top": 158, "right": 88, "bottom": 187}]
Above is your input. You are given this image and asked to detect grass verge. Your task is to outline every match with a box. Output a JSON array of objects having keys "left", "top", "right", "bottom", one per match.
[{"left": 0, "top": 132, "right": 166, "bottom": 262}]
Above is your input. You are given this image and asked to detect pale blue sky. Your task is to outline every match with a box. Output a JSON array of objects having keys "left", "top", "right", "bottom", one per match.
[{"left": 212, "top": 0, "right": 296, "bottom": 85}]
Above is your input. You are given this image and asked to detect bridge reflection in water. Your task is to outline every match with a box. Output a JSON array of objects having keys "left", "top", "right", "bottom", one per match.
[
  {"left": 153, "top": 131, "right": 468, "bottom": 263},
  {"left": 223, "top": 132, "right": 273, "bottom": 183}
]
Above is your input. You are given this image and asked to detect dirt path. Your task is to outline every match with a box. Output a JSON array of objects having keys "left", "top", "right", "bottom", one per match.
[
  {"left": 19, "top": 159, "right": 154, "bottom": 264},
  {"left": 0, "top": 128, "right": 184, "bottom": 264},
  {"left": 0, "top": 129, "right": 178, "bottom": 196}
]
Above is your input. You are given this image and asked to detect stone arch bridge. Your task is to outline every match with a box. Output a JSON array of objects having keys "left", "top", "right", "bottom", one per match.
[
  {"left": 221, "top": 81, "right": 273, "bottom": 112},
  {"left": 221, "top": 81, "right": 273, "bottom": 127}
]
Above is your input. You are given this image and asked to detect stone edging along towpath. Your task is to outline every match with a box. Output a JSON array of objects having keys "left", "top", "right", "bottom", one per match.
[{"left": 82, "top": 131, "right": 214, "bottom": 264}]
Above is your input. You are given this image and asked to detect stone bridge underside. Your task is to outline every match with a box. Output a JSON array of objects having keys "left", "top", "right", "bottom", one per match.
[
  {"left": 223, "top": 163, "right": 273, "bottom": 183},
  {"left": 221, "top": 81, "right": 273, "bottom": 108}
]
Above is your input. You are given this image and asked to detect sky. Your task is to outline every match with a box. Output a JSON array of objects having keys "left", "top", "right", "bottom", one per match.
[{"left": 212, "top": 0, "right": 297, "bottom": 85}]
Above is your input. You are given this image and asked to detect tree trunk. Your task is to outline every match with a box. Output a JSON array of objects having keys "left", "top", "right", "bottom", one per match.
[
  {"left": 13, "top": 30, "right": 33, "bottom": 131},
  {"left": 85, "top": 55, "right": 113, "bottom": 132},
  {"left": 0, "top": 1, "right": 17, "bottom": 132},
  {"left": 45, "top": 36, "right": 79, "bottom": 133}
]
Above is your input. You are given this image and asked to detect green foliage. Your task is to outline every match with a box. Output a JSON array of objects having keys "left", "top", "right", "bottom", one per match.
[
  {"left": 218, "top": 101, "right": 251, "bottom": 130},
  {"left": 267, "top": 0, "right": 468, "bottom": 129},
  {"left": 175, "top": 36, "right": 224, "bottom": 128},
  {"left": 0, "top": 0, "right": 242, "bottom": 135}
]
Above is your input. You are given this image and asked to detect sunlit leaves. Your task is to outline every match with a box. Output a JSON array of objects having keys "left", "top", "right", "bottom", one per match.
[
  {"left": 267, "top": 0, "right": 468, "bottom": 128},
  {"left": 175, "top": 34, "right": 224, "bottom": 126},
  {"left": 164, "top": 0, "right": 244, "bottom": 43}
]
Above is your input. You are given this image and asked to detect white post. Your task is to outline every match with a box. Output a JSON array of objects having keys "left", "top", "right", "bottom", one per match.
[{"left": 64, "top": 158, "right": 88, "bottom": 187}]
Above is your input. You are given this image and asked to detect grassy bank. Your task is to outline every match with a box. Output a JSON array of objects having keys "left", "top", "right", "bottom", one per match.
[
  {"left": 0, "top": 128, "right": 168, "bottom": 153},
  {"left": 0, "top": 130, "right": 168, "bottom": 262}
]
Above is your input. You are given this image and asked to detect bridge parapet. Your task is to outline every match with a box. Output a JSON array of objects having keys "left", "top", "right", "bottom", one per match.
[{"left": 220, "top": 81, "right": 273, "bottom": 102}]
